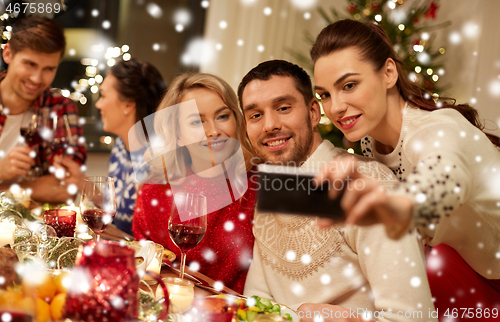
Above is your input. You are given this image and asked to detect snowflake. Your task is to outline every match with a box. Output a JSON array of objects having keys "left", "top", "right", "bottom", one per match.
[
  {"left": 320, "top": 274, "right": 331, "bottom": 285},
  {"left": 301, "top": 254, "right": 311, "bottom": 265},
  {"left": 343, "top": 264, "right": 354, "bottom": 277},
  {"left": 290, "top": 282, "right": 304, "bottom": 296},
  {"left": 285, "top": 250, "right": 296, "bottom": 261},
  {"left": 202, "top": 248, "right": 216, "bottom": 262},
  {"left": 213, "top": 281, "right": 224, "bottom": 291},
  {"left": 410, "top": 276, "right": 421, "bottom": 287},
  {"left": 223, "top": 221, "right": 234, "bottom": 232}
]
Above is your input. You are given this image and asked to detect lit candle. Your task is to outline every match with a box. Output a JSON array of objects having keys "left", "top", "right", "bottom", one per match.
[
  {"left": 156, "top": 277, "right": 195, "bottom": 313},
  {"left": 0, "top": 222, "right": 16, "bottom": 246},
  {"left": 62, "top": 203, "right": 83, "bottom": 226},
  {"left": 10, "top": 186, "right": 32, "bottom": 208},
  {"left": 75, "top": 224, "right": 94, "bottom": 240}
]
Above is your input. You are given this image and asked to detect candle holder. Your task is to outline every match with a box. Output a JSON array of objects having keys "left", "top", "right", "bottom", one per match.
[
  {"left": 43, "top": 209, "right": 77, "bottom": 238},
  {"left": 0, "top": 221, "right": 16, "bottom": 247},
  {"left": 157, "top": 276, "right": 195, "bottom": 313}
]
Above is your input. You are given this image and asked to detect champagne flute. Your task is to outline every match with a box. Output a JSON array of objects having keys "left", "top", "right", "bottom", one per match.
[
  {"left": 80, "top": 176, "right": 117, "bottom": 241},
  {"left": 168, "top": 193, "right": 207, "bottom": 280}
]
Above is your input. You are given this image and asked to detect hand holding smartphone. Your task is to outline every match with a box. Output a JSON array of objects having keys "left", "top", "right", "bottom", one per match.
[{"left": 256, "top": 164, "right": 344, "bottom": 219}]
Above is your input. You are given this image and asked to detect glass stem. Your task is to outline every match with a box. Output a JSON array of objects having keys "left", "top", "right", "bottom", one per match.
[
  {"left": 179, "top": 251, "right": 187, "bottom": 279},
  {"left": 96, "top": 233, "right": 101, "bottom": 241}
]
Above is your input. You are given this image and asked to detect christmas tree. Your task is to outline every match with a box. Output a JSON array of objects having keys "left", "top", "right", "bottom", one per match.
[{"left": 291, "top": 0, "right": 450, "bottom": 153}]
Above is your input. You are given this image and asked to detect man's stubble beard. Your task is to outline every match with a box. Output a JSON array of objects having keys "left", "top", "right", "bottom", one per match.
[{"left": 258, "top": 117, "right": 314, "bottom": 166}]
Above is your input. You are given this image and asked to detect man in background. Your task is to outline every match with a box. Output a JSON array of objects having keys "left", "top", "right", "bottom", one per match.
[{"left": 0, "top": 15, "right": 86, "bottom": 203}]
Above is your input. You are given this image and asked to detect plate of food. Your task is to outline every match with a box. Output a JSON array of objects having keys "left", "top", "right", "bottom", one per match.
[{"left": 207, "top": 294, "right": 300, "bottom": 322}]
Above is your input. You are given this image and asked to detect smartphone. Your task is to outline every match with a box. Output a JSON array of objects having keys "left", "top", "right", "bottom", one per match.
[{"left": 256, "top": 164, "right": 344, "bottom": 219}]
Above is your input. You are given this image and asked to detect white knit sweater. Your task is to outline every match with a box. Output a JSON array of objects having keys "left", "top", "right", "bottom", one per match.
[
  {"left": 361, "top": 105, "right": 500, "bottom": 279},
  {"left": 244, "top": 141, "right": 436, "bottom": 322}
]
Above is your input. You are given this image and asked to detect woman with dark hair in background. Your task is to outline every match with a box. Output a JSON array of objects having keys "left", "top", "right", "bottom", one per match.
[
  {"left": 312, "top": 19, "right": 500, "bottom": 319},
  {"left": 96, "top": 58, "right": 166, "bottom": 235}
]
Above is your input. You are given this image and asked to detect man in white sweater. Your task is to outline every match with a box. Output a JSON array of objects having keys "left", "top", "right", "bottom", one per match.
[{"left": 237, "top": 60, "right": 436, "bottom": 322}]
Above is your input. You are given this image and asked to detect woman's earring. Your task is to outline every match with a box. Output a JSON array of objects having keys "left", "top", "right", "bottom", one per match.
[{"left": 124, "top": 110, "right": 128, "bottom": 115}]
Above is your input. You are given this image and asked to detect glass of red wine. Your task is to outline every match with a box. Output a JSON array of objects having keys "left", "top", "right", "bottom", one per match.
[
  {"left": 168, "top": 192, "right": 207, "bottom": 280},
  {"left": 19, "top": 113, "right": 46, "bottom": 179},
  {"left": 20, "top": 114, "right": 44, "bottom": 148},
  {"left": 80, "top": 176, "right": 117, "bottom": 241}
]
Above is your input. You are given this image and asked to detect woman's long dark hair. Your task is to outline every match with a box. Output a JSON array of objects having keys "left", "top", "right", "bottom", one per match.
[
  {"left": 311, "top": 19, "right": 500, "bottom": 147},
  {"left": 110, "top": 58, "right": 167, "bottom": 123}
]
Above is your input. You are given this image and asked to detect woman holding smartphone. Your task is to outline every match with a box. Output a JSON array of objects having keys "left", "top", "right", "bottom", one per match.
[{"left": 312, "top": 20, "right": 500, "bottom": 319}]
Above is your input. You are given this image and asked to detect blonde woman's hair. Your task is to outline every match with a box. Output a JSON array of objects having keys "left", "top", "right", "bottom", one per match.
[{"left": 148, "top": 73, "right": 255, "bottom": 187}]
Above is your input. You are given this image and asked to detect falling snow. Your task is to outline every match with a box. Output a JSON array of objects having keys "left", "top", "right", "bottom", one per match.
[
  {"left": 223, "top": 221, "right": 234, "bottom": 231},
  {"left": 202, "top": 248, "right": 216, "bottom": 262}
]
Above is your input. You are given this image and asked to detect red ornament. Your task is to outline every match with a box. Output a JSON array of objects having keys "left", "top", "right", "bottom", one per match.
[
  {"left": 372, "top": 3, "right": 379, "bottom": 11},
  {"left": 424, "top": 1, "right": 440, "bottom": 20},
  {"left": 347, "top": 4, "right": 356, "bottom": 13}
]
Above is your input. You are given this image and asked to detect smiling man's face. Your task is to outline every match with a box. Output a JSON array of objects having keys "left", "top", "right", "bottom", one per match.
[
  {"left": 2, "top": 45, "right": 60, "bottom": 106},
  {"left": 242, "top": 75, "right": 316, "bottom": 165}
]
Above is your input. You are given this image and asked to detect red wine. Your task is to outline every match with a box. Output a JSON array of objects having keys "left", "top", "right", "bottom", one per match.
[
  {"left": 168, "top": 224, "right": 206, "bottom": 252},
  {"left": 82, "top": 209, "right": 114, "bottom": 233},
  {"left": 51, "top": 141, "right": 67, "bottom": 156},
  {"left": 20, "top": 128, "right": 43, "bottom": 148}
]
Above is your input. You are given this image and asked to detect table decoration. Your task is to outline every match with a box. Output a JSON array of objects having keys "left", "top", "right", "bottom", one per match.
[
  {"left": 64, "top": 240, "right": 169, "bottom": 321},
  {"left": 46, "top": 237, "right": 85, "bottom": 269},
  {"left": 157, "top": 276, "right": 195, "bottom": 313},
  {"left": 0, "top": 221, "right": 15, "bottom": 246},
  {"left": 43, "top": 209, "right": 77, "bottom": 238},
  {"left": 0, "top": 191, "right": 31, "bottom": 220}
]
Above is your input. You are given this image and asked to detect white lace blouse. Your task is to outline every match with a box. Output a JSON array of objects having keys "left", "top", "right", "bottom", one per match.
[{"left": 361, "top": 104, "right": 500, "bottom": 279}]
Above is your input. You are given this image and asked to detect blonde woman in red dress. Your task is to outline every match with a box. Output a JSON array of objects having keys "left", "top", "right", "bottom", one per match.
[{"left": 133, "top": 73, "right": 257, "bottom": 294}]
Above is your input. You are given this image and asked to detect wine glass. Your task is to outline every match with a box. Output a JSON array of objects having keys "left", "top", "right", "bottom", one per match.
[
  {"left": 80, "top": 176, "right": 116, "bottom": 241},
  {"left": 50, "top": 115, "right": 79, "bottom": 186},
  {"left": 168, "top": 193, "right": 207, "bottom": 280},
  {"left": 20, "top": 113, "right": 44, "bottom": 148},
  {"left": 19, "top": 113, "right": 47, "bottom": 179}
]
